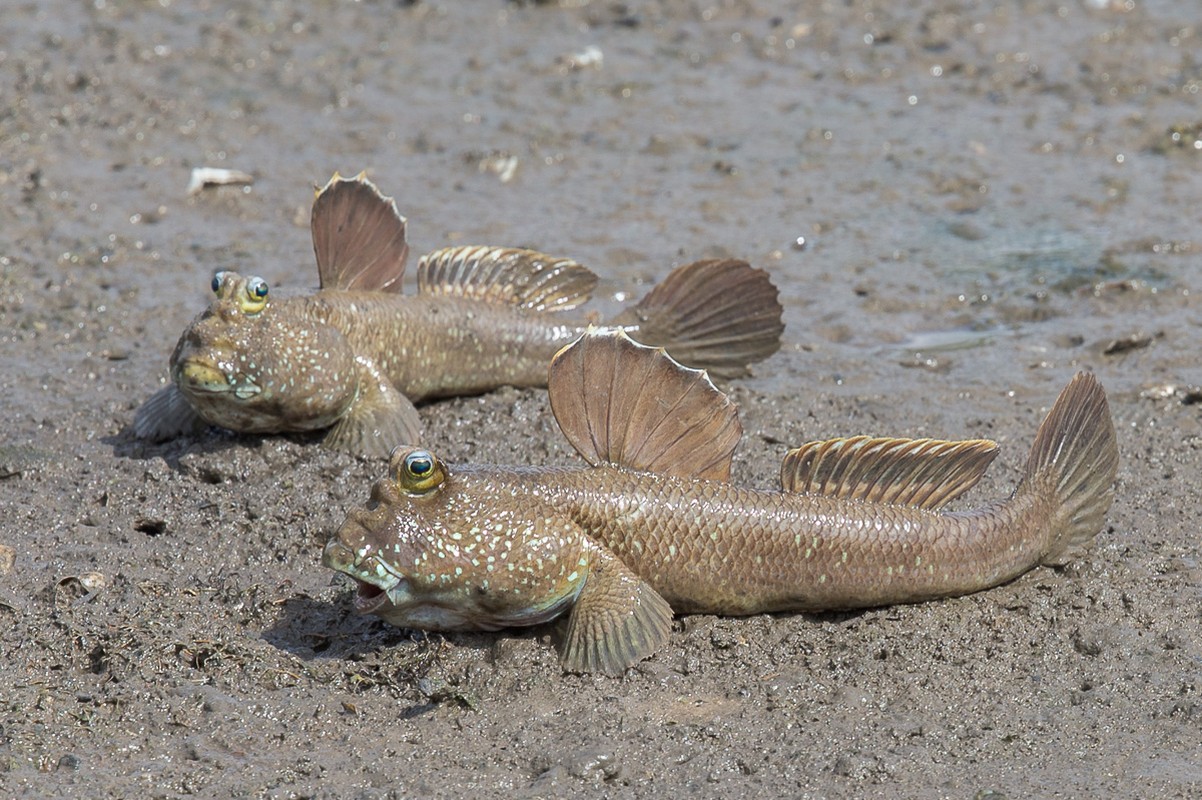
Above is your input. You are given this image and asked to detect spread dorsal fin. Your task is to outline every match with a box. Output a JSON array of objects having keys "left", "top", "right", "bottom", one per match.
[
  {"left": 548, "top": 329, "right": 741, "bottom": 481},
  {"left": 416, "top": 246, "right": 598, "bottom": 312},
  {"left": 312, "top": 172, "right": 409, "bottom": 293},
  {"left": 780, "top": 436, "right": 1000, "bottom": 510}
]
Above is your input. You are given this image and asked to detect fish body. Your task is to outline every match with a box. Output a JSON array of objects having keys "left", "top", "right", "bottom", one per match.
[
  {"left": 324, "top": 331, "right": 1119, "bottom": 674},
  {"left": 351, "top": 465, "right": 1052, "bottom": 617},
  {"left": 307, "top": 293, "right": 582, "bottom": 402},
  {"left": 170, "top": 287, "right": 582, "bottom": 427},
  {"left": 136, "top": 174, "right": 783, "bottom": 455}
]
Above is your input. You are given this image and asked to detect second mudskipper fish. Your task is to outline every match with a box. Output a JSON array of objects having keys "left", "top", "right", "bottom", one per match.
[
  {"left": 323, "top": 330, "right": 1119, "bottom": 674},
  {"left": 134, "top": 174, "right": 783, "bottom": 455}
]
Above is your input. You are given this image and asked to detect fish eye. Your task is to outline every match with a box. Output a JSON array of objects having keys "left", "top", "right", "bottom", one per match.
[
  {"left": 406, "top": 453, "right": 433, "bottom": 478},
  {"left": 392, "top": 448, "right": 445, "bottom": 495},
  {"left": 211, "top": 271, "right": 228, "bottom": 295},
  {"left": 239, "top": 276, "right": 270, "bottom": 314}
]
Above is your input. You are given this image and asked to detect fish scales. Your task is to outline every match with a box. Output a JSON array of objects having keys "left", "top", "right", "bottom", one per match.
[
  {"left": 304, "top": 292, "right": 579, "bottom": 401},
  {"left": 430, "top": 466, "right": 1056, "bottom": 615}
]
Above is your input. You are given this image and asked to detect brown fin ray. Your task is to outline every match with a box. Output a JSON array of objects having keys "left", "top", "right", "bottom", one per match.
[
  {"left": 548, "top": 329, "right": 741, "bottom": 481},
  {"left": 780, "top": 436, "right": 1000, "bottom": 510},
  {"left": 560, "top": 546, "right": 673, "bottom": 675},
  {"left": 133, "top": 385, "right": 208, "bottom": 442},
  {"left": 312, "top": 172, "right": 410, "bottom": 293},
  {"left": 609, "top": 259, "right": 784, "bottom": 379},
  {"left": 416, "top": 246, "right": 598, "bottom": 312},
  {"left": 1020, "top": 371, "right": 1117, "bottom": 565},
  {"left": 323, "top": 357, "right": 422, "bottom": 456}
]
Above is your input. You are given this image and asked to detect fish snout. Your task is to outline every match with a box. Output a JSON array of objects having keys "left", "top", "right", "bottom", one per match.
[
  {"left": 175, "top": 360, "right": 230, "bottom": 393},
  {"left": 321, "top": 538, "right": 357, "bottom": 572},
  {"left": 174, "top": 358, "right": 262, "bottom": 400},
  {"left": 323, "top": 531, "right": 410, "bottom": 615}
]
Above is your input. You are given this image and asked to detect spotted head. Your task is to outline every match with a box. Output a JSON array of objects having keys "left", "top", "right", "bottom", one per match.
[
  {"left": 169, "top": 271, "right": 358, "bottom": 433},
  {"left": 322, "top": 446, "right": 593, "bottom": 633}
]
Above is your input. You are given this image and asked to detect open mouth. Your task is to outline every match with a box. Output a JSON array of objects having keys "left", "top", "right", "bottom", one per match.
[
  {"left": 323, "top": 539, "right": 405, "bottom": 615},
  {"left": 354, "top": 580, "right": 390, "bottom": 614}
]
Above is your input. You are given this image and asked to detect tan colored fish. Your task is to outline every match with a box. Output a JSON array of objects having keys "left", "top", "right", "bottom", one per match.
[
  {"left": 134, "top": 173, "right": 783, "bottom": 455},
  {"left": 324, "top": 330, "right": 1118, "bottom": 675}
]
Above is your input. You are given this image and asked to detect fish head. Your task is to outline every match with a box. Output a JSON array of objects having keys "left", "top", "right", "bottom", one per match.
[
  {"left": 323, "top": 446, "right": 590, "bottom": 633},
  {"left": 169, "top": 271, "right": 357, "bottom": 433}
]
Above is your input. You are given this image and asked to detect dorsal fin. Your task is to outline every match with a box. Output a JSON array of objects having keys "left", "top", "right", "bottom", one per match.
[
  {"left": 548, "top": 329, "right": 741, "bottom": 481},
  {"left": 416, "top": 246, "right": 598, "bottom": 312},
  {"left": 780, "top": 436, "right": 999, "bottom": 510},
  {"left": 312, "top": 172, "right": 409, "bottom": 293}
]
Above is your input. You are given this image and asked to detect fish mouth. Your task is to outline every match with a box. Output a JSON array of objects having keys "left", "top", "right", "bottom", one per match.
[
  {"left": 323, "top": 539, "right": 407, "bottom": 615},
  {"left": 174, "top": 360, "right": 261, "bottom": 399},
  {"left": 354, "top": 580, "right": 393, "bottom": 614},
  {"left": 350, "top": 573, "right": 410, "bottom": 615}
]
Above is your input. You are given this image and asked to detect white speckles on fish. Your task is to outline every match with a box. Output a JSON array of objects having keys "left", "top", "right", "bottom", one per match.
[
  {"left": 323, "top": 330, "right": 1118, "bottom": 675},
  {"left": 134, "top": 173, "right": 784, "bottom": 456}
]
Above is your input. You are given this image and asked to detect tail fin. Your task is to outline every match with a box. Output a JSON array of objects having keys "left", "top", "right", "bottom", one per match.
[
  {"left": 1022, "top": 372, "right": 1118, "bottom": 565},
  {"left": 609, "top": 259, "right": 783, "bottom": 379}
]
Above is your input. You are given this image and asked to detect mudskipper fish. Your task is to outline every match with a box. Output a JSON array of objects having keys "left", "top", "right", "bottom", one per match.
[
  {"left": 324, "top": 330, "right": 1119, "bottom": 674},
  {"left": 135, "top": 174, "right": 784, "bottom": 455}
]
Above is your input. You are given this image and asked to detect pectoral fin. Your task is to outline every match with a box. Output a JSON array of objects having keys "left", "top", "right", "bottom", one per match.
[
  {"left": 780, "top": 435, "right": 999, "bottom": 509},
  {"left": 323, "top": 358, "right": 422, "bottom": 456},
  {"left": 312, "top": 172, "right": 409, "bottom": 293},
  {"left": 560, "top": 547, "right": 673, "bottom": 676},
  {"left": 133, "top": 385, "right": 207, "bottom": 442},
  {"left": 416, "top": 246, "right": 598, "bottom": 312},
  {"left": 548, "top": 329, "right": 741, "bottom": 481}
]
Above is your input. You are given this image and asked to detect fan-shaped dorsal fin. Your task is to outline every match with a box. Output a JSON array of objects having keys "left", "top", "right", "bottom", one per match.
[
  {"left": 548, "top": 329, "right": 741, "bottom": 481},
  {"left": 312, "top": 172, "right": 409, "bottom": 293}
]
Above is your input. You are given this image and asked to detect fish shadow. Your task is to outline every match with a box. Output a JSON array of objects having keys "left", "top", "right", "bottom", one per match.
[
  {"left": 105, "top": 423, "right": 326, "bottom": 470},
  {"left": 262, "top": 589, "right": 521, "bottom": 667},
  {"left": 264, "top": 590, "right": 551, "bottom": 716},
  {"left": 265, "top": 589, "right": 870, "bottom": 679},
  {"left": 261, "top": 590, "right": 407, "bottom": 661}
]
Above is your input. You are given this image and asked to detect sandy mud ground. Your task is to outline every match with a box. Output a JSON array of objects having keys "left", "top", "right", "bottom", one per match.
[{"left": 2, "top": 1, "right": 1201, "bottom": 797}]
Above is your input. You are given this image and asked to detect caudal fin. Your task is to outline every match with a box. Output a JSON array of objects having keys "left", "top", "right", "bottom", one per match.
[
  {"left": 609, "top": 259, "right": 783, "bottom": 379},
  {"left": 1022, "top": 372, "right": 1118, "bottom": 565}
]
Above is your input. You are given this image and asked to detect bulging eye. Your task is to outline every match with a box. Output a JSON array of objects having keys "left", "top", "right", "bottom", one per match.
[
  {"left": 406, "top": 453, "right": 433, "bottom": 478},
  {"left": 239, "top": 276, "right": 269, "bottom": 313},
  {"left": 211, "top": 272, "right": 227, "bottom": 294},
  {"left": 391, "top": 448, "right": 445, "bottom": 495}
]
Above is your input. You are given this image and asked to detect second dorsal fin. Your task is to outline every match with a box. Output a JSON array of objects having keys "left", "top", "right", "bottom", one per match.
[
  {"left": 312, "top": 172, "right": 410, "bottom": 293},
  {"left": 548, "top": 329, "right": 741, "bottom": 481},
  {"left": 416, "top": 246, "right": 598, "bottom": 312},
  {"left": 780, "top": 436, "right": 999, "bottom": 509}
]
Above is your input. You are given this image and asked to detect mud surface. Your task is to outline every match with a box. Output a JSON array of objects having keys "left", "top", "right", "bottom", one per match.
[{"left": 3, "top": 1, "right": 1201, "bottom": 797}]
